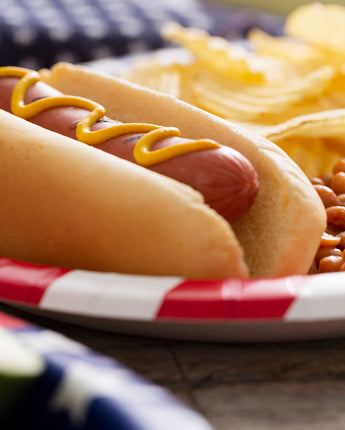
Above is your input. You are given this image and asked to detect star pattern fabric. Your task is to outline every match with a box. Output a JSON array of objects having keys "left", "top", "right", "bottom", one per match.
[{"left": 1, "top": 316, "right": 213, "bottom": 430}]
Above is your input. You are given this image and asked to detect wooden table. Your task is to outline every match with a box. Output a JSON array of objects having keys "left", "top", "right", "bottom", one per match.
[{"left": 1, "top": 301, "right": 345, "bottom": 430}]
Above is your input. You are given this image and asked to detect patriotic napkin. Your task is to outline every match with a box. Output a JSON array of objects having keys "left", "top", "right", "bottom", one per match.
[{"left": 0, "top": 310, "right": 213, "bottom": 430}]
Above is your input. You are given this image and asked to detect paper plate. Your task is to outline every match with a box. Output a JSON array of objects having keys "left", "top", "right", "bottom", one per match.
[
  {"left": 1, "top": 258, "right": 345, "bottom": 342},
  {"left": 2, "top": 36, "right": 344, "bottom": 343},
  {"left": 0, "top": 309, "right": 212, "bottom": 430}
]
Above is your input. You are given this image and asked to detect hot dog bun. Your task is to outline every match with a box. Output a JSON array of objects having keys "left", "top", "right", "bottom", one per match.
[
  {"left": 39, "top": 62, "right": 327, "bottom": 278},
  {"left": 0, "top": 109, "right": 248, "bottom": 279}
]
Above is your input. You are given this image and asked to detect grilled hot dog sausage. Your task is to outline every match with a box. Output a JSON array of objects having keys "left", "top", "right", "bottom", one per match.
[{"left": 0, "top": 69, "right": 259, "bottom": 224}]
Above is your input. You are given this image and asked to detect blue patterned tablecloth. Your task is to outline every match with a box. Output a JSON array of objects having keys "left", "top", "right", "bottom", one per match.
[{"left": 0, "top": 0, "right": 284, "bottom": 69}]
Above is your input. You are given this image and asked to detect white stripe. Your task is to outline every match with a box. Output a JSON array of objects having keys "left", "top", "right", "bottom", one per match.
[
  {"left": 40, "top": 270, "right": 183, "bottom": 320},
  {"left": 285, "top": 272, "right": 345, "bottom": 321}
]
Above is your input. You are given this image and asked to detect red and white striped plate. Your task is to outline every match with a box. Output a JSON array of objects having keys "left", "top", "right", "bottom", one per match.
[{"left": 0, "top": 258, "right": 345, "bottom": 342}]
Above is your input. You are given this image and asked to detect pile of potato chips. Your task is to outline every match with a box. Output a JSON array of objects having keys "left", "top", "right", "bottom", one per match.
[{"left": 121, "top": 3, "right": 345, "bottom": 177}]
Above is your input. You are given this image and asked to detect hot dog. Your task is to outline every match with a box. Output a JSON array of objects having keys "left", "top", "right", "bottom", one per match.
[
  {"left": 0, "top": 63, "right": 326, "bottom": 278},
  {"left": 0, "top": 70, "right": 258, "bottom": 225}
]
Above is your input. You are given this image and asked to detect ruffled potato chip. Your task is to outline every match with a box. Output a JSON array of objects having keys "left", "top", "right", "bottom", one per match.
[
  {"left": 191, "top": 65, "right": 334, "bottom": 122},
  {"left": 122, "top": 60, "right": 183, "bottom": 98},
  {"left": 248, "top": 28, "right": 341, "bottom": 72},
  {"left": 285, "top": 3, "right": 345, "bottom": 57},
  {"left": 120, "top": 2, "right": 345, "bottom": 178},
  {"left": 123, "top": 58, "right": 335, "bottom": 124},
  {"left": 162, "top": 22, "right": 268, "bottom": 83},
  {"left": 261, "top": 110, "right": 345, "bottom": 177}
]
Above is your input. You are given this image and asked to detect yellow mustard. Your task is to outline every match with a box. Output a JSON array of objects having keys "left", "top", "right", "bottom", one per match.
[{"left": 0, "top": 66, "right": 220, "bottom": 166}]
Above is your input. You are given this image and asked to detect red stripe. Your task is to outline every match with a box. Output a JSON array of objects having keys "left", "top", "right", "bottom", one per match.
[
  {"left": 156, "top": 276, "right": 305, "bottom": 320},
  {"left": 0, "top": 258, "right": 70, "bottom": 305}
]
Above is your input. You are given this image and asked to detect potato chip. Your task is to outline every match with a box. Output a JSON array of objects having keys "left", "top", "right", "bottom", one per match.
[
  {"left": 263, "top": 109, "right": 345, "bottom": 142},
  {"left": 261, "top": 110, "right": 345, "bottom": 176},
  {"left": 285, "top": 3, "right": 345, "bottom": 57},
  {"left": 162, "top": 22, "right": 266, "bottom": 83},
  {"left": 124, "top": 55, "right": 336, "bottom": 124},
  {"left": 120, "top": 2, "right": 345, "bottom": 155},
  {"left": 248, "top": 28, "right": 334, "bottom": 72},
  {"left": 121, "top": 59, "right": 200, "bottom": 105},
  {"left": 122, "top": 59, "right": 182, "bottom": 98},
  {"left": 191, "top": 65, "right": 334, "bottom": 122}
]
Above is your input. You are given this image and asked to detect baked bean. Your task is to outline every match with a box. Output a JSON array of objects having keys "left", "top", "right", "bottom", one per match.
[
  {"left": 313, "top": 184, "right": 339, "bottom": 208},
  {"left": 326, "top": 206, "right": 345, "bottom": 230},
  {"left": 331, "top": 172, "right": 345, "bottom": 195},
  {"left": 319, "top": 232, "right": 341, "bottom": 248},
  {"left": 326, "top": 225, "right": 342, "bottom": 235},
  {"left": 315, "top": 246, "right": 342, "bottom": 263},
  {"left": 337, "top": 231, "right": 345, "bottom": 250},
  {"left": 332, "top": 158, "right": 345, "bottom": 174},
  {"left": 319, "top": 255, "right": 343, "bottom": 272},
  {"left": 321, "top": 174, "right": 332, "bottom": 188},
  {"left": 338, "top": 194, "right": 345, "bottom": 206},
  {"left": 311, "top": 159, "right": 345, "bottom": 273},
  {"left": 310, "top": 177, "right": 324, "bottom": 186}
]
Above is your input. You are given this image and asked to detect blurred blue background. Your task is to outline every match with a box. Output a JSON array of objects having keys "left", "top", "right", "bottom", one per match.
[{"left": 0, "top": 0, "right": 286, "bottom": 69}]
